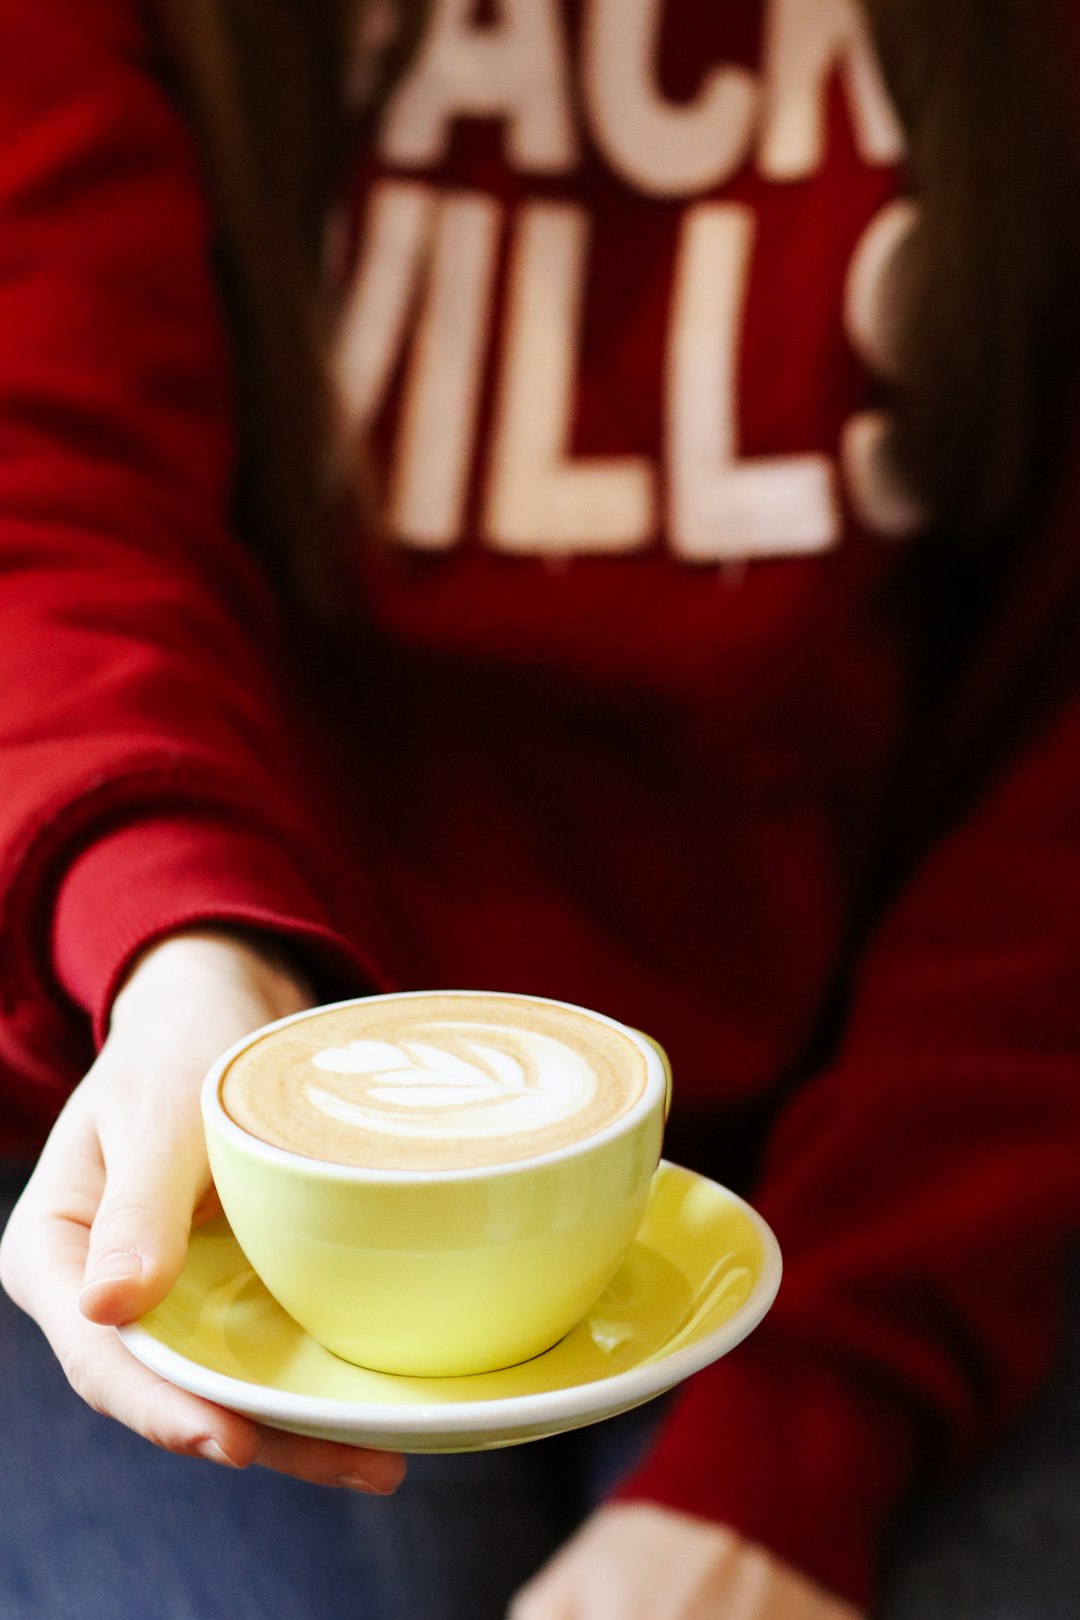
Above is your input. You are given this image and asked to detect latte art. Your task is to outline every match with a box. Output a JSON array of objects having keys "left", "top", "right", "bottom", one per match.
[
  {"left": 219, "top": 993, "right": 648, "bottom": 1170},
  {"left": 308, "top": 1024, "right": 597, "bottom": 1140}
]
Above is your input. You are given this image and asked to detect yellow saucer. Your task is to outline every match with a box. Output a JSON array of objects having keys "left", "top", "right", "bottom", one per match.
[{"left": 120, "top": 1162, "right": 781, "bottom": 1453}]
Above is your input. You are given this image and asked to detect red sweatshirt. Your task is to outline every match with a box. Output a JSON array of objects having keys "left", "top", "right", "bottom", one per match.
[{"left": 4, "top": 0, "right": 1080, "bottom": 1606}]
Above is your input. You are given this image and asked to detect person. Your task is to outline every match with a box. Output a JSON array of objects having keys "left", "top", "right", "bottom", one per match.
[{"left": 2, "top": 0, "right": 1080, "bottom": 1615}]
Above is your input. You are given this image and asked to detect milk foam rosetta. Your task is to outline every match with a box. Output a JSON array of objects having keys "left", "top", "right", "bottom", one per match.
[{"left": 219, "top": 993, "right": 648, "bottom": 1170}]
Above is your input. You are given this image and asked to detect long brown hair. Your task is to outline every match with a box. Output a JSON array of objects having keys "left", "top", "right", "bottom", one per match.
[
  {"left": 154, "top": 0, "right": 423, "bottom": 590},
  {"left": 155, "top": 0, "right": 1080, "bottom": 580},
  {"left": 866, "top": 0, "right": 1080, "bottom": 540}
]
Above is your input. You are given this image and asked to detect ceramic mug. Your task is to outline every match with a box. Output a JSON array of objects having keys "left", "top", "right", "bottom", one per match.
[{"left": 202, "top": 992, "right": 671, "bottom": 1377}]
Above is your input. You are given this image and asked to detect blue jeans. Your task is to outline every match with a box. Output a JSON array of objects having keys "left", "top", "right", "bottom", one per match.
[{"left": 2, "top": 1166, "right": 1079, "bottom": 1619}]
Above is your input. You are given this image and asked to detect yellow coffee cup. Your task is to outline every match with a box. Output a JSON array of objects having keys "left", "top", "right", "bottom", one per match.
[{"left": 202, "top": 991, "right": 671, "bottom": 1376}]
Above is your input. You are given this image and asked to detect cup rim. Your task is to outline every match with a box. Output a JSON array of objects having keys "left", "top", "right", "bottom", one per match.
[{"left": 202, "top": 989, "right": 670, "bottom": 1184}]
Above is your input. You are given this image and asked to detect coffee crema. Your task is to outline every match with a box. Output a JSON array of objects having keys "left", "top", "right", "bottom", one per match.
[{"left": 219, "top": 993, "right": 649, "bottom": 1170}]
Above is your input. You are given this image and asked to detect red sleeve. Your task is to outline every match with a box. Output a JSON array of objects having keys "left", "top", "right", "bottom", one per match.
[
  {"left": 0, "top": 0, "right": 375, "bottom": 1128},
  {"left": 616, "top": 572, "right": 1080, "bottom": 1604}
]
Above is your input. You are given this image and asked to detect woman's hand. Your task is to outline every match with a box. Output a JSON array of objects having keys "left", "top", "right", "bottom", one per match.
[
  {"left": 0, "top": 928, "right": 404, "bottom": 1494},
  {"left": 508, "top": 1504, "right": 863, "bottom": 1620}
]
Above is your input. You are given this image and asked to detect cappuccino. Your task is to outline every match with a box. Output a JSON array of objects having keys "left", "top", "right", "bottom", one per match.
[{"left": 219, "top": 991, "right": 649, "bottom": 1171}]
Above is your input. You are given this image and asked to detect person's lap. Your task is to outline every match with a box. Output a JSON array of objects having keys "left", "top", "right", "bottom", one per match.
[
  {"left": 0, "top": 1167, "right": 620, "bottom": 1620},
  {"left": 3, "top": 1166, "right": 1079, "bottom": 1619},
  {"left": 877, "top": 1263, "right": 1080, "bottom": 1620}
]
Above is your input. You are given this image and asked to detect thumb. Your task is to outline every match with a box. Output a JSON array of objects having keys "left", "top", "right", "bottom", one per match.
[{"left": 80, "top": 1094, "right": 210, "bottom": 1327}]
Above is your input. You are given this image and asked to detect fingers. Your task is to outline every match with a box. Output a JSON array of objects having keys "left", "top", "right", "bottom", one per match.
[
  {"left": 251, "top": 1430, "right": 406, "bottom": 1494},
  {"left": 54, "top": 1311, "right": 403, "bottom": 1492},
  {"left": 0, "top": 1067, "right": 205, "bottom": 1329},
  {"left": 62, "top": 1320, "right": 405, "bottom": 1492},
  {"left": 75, "top": 940, "right": 311, "bottom": 1324},
  {"left": 80, "top": 1088, "right": 210, "bottom": 1327},
  {"left": 0, "top": 960, "right": 409, "bottom": 1499},
  {"left": 2, "top": 1176, "right": 404, "bottom": 1492}
]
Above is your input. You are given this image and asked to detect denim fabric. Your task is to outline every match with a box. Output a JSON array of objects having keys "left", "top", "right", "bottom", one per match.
[
  {"left": 2, "top": 1166, "right": 1078, "bottom": 1619},
  {"left": 877, "top": 1267, "right": 1080, "bottom": 1620}
]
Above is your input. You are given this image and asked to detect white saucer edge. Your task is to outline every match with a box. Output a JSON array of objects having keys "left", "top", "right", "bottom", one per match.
[{"left": 117, "top": 1174, "right": 782, "bottom": 1445}]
